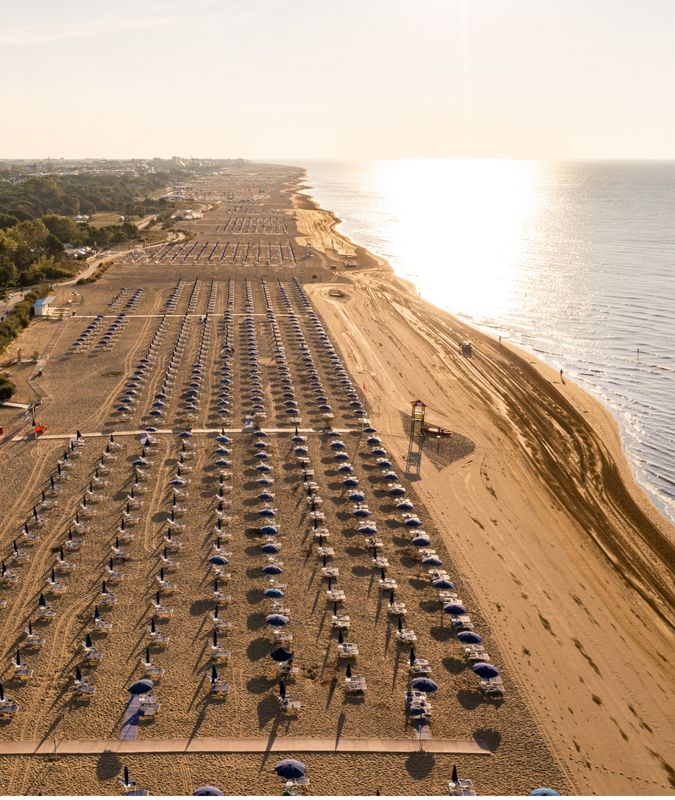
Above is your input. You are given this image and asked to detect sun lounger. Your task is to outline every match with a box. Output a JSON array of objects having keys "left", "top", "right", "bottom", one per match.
[
  {"left": 396, "top": 628, "right": 417, "bottom": 645},
  {"left": 274, "top": 630, "right": 293, "bottom": 643},
  {"left": 321, "top": 567, "right": 339, "bottom": 579},
  {"left": 326, "top": 589, "right": 346, "bottom": 603},
  {"left": 388, "top": 602, "right": 407, "bottom": 617},
  {"left": 331, "top": 613, "right": 351, "bottom": 630},
  {"left": 210, "top": 681, "right": 230, "bottom": 697},
  {"left": 337, "top": 642, "right": 359, "bottom": 660},
  {"left": 278, "top": 698, "right": 302, "bottom": 715},
  {"left": 74, "top": 680, "right": 96, "bottom": 698},
  {"left": 449, "top": 777, "right": 476, "bottom": 796},
  {"left": 0, "top": 700, "right": 19, "bottom": 717},
  {"left": 409, "top": 658, "right": 431, "bottom": 676},
  {"left": 450, "top": 615, "right": 474, "bottom": 631},
  {"left": 345, "top": 676, "right": 366, "bottom": 694},
  {"left": 464, "top": 645, "right": 489, "bottom": 663},
  {"left": 480, "top": 677, "right": 504, "bottom": 698}
]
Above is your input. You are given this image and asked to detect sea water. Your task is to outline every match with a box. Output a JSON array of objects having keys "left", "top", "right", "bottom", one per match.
[{"left": 292, "top": 160, "right": 675, "bottom": 522}]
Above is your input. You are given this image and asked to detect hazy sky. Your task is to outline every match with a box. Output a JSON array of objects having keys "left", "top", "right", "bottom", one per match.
[{"left": 2, "top": 0, "right": 674, "bottom": 160}]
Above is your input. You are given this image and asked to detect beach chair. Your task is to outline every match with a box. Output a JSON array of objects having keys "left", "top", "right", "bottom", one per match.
[
  {"left": 210, "top": 679, "right": 230, "bottom": 697},
  {"left": 12, "top": 662, "right": 33, "bottom": 682},
  {"left": 345, "top": 675, "right": 366, "bottom": 694},
  {"left": 0, "top": 700, "right": 19, "bottom": 718},
  {"left": 448, "top": 778, "right": 476, "bottom": 796},
  {"left": 331, "top": 613, "right": 351, "bottom": 631},
  {"left": 152, "top": 602, "right": 174, "bottom": 621},
  {"left": 278, "top": 697, "right": 302, "bottom": 716},
  {"left": 480, "top": 677, "right": 505, "bottom": 699},
  {"left": 138, "top": 697, "right": 160, "bottom": 716},
  {"left": 387, "top": 602, "right": 407, "bottom": 618},
  {"left": 273, "top": 629, "right": 293, "bottom": 643},
  {"left": 73, "top": 679, "right": 96, "bottom": 699},
  {"left": 277, "top": 662, "right": 299, "bottom": 680},
  {"left": 321, "top": 566, "right": 339, "bottom": 580},
  {"left": 396, "top": 628, "right": 417, "bottom": 645},
  {"left": 337, "top": 642, "right": 359, "bottom": 660},
  {"left": 326, "top": 589, "right": 346, "bottom": 604},
  {"left": 464, "top": 645, "right": 490, "bottom": 663}
]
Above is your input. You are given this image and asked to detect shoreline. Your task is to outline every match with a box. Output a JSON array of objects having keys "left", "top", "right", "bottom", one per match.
[
  {"left": 292, "top": 172, "right": 675, "bottom": 794},
  {"left": 294, "top": 171, "right": 675, "bottom": 530}
]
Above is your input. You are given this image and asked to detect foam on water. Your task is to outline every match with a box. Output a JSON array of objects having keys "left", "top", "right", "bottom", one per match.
[{"left": 291, "top": 159, "right": 675, "bottom": 523}]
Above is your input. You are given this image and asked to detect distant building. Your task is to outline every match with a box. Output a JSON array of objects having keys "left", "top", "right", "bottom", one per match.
[
  {"left": 33, "top": 296, "right": 56, "bottom": 317},
  {"left": 172, "top": 209, "right": 203, "bottom": 220},
  {"left": 73, "top": 214, "right": 90, "bottom": 223}
]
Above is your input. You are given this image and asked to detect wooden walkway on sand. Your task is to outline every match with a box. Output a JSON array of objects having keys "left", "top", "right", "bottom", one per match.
[{"left": 0, "top": 736, "right": 491, "bottom": 756}]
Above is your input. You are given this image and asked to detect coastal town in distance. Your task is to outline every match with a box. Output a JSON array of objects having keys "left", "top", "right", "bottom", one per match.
[{"left": 0, "top": 156, "right": 672, "bottom": 796}]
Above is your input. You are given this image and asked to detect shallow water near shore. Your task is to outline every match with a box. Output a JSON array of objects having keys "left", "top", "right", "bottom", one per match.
[{"left": 291, "top": 159, "right": 675, "bottom": 522}]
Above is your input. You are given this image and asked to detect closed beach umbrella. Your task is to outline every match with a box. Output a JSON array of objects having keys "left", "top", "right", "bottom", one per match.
[
  {"left": 457, "top": 630, "right": 482, "bottom": 644},
  {"left": 345, "top": 662, "right": 352, "bottom": 678},
  {"left": 472, "top": 662, "right": 500, "bottom": 679},
  {"left": 410, "top": 677, "right": 439, "bottom": 693},
  {"left": 265, "top": 613, "right": 289, "bottom": 627},
  {"left": 128, "top": 678, "right": 154, "bottom": 695},
  {"left": 274, "top": 760, "right": 306, "bottom": 780},
  {"left": 270, "top": 647, "right": 293, "bottom": 662},
  {"left": 443, "top": 602, "right": 467, "bottom": 616}
]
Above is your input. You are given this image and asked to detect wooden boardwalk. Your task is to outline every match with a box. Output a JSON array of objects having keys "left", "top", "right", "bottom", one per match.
[{"left": 0, "top": 736, "right": 491, "bottom": 756}]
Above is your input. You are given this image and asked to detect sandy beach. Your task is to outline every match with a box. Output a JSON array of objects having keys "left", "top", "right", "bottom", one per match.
[{"left": 0, "top": 163, "right": 672, "bottom": 795}]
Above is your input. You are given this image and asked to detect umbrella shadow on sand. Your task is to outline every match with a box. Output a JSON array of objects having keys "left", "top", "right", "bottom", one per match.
[
  {"left": 96, "top": 750, "right": 122, "bottom": 780},
  {"left": 404, "top": 751, "right": 435, "bottom": 779},
  {"left": 474, "top": 727, "right": 502, "bottom": 752}
]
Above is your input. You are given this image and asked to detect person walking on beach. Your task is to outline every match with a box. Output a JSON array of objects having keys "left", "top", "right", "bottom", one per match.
[{"left": 559, "top": 368, "right": 564, "bottom": 384}]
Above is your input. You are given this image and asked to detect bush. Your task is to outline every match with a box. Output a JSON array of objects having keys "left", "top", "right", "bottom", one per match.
[{"left": 0, "top": 376, "right": 15, "bottom": 400}]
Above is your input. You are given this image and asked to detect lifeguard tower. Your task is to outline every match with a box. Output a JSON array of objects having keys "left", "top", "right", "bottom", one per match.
[{"left": 406, "top": 400, "right": 426, "bottom": 476}]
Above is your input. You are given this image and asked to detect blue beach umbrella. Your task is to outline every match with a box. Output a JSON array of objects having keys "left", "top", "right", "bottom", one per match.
[
  {"left": 422, "top": 555, "right": 443, "bottom": 566},
  {"left": 411, "top": 534, "right": 431, "bottom": 547},
  {"left": 403, "top": 516, "right": 422, "bottom": 527},
  {"left": 274, "top": 760, "right": 306, "bottom": 780},
  {"left": 260, "top": 524, "right": 278, "bottom": 536},
  {"left": 343, "top": 477, "right": 359, "bottom": 487},
  {"left": 262, "top": 564, "right": 283, "bottom": 575},
  {"left": 270, "top": 647, "right": 294, "bottom": 662},
  {"left": 264, "top": 587, "right": 285, "bottom": 598},
  {"left": 209, "top": 555, "right": 229, "bottom": 566},
  {"left": 128, "top": 678, "right": 154, "bottom": 695},
  {"left": 358, "top": 523, "right": 378, "bottom": 535},
  {"left": 265, "top": 613, "right": 290, "bottom": 627},
  {"left": 348, "top": 491, "right": 365, "bottom": 502},
  {"left": 193, "top": 787, "right": 225, "bottom": 796},
  {"left": 261, "top": 542, "right": 281, "bottom": 554},
  {"left": 472, "top": 662, "right": 500, "bottom": 679},
  {"left": 457, "top": 630, "right": 482, "bottom": 644},
  {"left": 443, "top": 603, "right": 467, "bottom": 616},
  {"left": 529, "top": 790, "right": 561, "bottom": 797},
  {"left": 432, "top": 578, "right": 455, "bottom": 590},
  {"left": 410, "top": 677, "right": 438, "bottom": 693}
]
